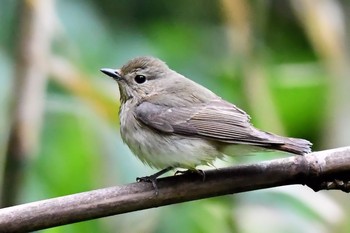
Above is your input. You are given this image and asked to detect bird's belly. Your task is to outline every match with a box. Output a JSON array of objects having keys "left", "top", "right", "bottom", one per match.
[{"left": 121, "top": 124, "right": 222, "bottom": 169}]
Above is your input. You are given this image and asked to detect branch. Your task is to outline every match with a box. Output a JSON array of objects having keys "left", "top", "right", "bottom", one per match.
[{"left": 0, "top": 147, "right": 350, "bottom": 232}]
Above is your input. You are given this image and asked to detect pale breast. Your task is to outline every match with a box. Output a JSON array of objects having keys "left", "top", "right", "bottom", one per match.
[{"left": 119, "top": 102, "right": 223, "bottom": 169}]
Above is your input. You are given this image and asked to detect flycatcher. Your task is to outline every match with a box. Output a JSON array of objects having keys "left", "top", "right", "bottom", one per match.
[{"left": 101, "top": 56, "right": 312, "bottom": 188}]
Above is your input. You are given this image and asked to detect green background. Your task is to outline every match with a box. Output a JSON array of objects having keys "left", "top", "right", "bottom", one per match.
[{"left": 1, "top": 0, "right": 349, "bottom": 232}]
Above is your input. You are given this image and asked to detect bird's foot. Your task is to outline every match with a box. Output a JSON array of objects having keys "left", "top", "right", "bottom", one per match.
[
  {"left": 136, "top": 166, "right": 173, "bottom": 195},
  {"left": 136, "top": 175, "right": 159, "bottom": 195},
  {"left": 174, "top": 169, "right": 206, "bottom": 181}
]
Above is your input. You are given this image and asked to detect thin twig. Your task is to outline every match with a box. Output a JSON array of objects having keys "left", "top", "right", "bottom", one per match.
[{"left": 0, "top": 147, "right": 349, "bottom": 233}]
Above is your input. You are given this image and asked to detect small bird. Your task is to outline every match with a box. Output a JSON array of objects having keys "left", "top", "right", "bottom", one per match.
[{"left": 101, "top": 56, "right": 312, "bottom": 188}]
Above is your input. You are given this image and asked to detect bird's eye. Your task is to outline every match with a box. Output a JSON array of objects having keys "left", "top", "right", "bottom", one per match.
[{"left": 134, "top": 75, "right": 147, "bottom": 84}]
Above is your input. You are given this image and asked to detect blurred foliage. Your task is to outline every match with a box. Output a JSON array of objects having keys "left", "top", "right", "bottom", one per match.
[{"left": 0, "top": 0, "right": 349, "bottom": 232}]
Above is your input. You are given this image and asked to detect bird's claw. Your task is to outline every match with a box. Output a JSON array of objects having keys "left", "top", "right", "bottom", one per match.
[
  {"left": 174, "top": 169, "right": 206, "bottom": 181},
  {"left": 137, "top": 175, "right": 159, "bottom": 195},
  {"left": 136, "top": 166, "right": 173, "bottom": 195}
]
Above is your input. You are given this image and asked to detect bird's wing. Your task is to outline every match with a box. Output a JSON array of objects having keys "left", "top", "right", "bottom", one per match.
[{"left": 135, "top": 99, "right": 284, "bottom": 145}]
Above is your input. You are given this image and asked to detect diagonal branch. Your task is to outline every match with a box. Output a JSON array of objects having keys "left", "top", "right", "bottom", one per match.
[{"left": 0, "top": 147, "right": 350, "bottom": 232}]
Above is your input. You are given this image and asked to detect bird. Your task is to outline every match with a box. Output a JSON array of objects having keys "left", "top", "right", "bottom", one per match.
[{"left": 100, "top": 56, "right": 312, "bottom": 189}]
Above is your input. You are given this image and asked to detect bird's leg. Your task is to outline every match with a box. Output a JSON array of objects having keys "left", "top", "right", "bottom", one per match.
[
  {"left": 136, "top": 166, "right": 174, "bottom": 195},
  {"left": 174, "top": 169, "right": 206, "bottom": 181}
]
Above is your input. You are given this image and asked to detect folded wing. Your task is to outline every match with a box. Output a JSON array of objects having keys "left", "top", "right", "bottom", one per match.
[{"left": 135, "top": 99, "right": 285, "bottom": 146}]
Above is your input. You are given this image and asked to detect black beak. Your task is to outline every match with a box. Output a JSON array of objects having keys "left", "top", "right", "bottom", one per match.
[{"left": 100, "top": 68, "right": 122, "bottom": 81}]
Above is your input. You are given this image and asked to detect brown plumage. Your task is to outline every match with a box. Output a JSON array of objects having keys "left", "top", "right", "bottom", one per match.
[{"left": 101, "top": 56, "right": 312, "bottom": 171}]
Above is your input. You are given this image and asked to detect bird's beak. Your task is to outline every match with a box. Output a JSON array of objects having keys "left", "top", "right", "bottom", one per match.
[{"left": 100, "top": 68, "right": 122, "bottom": 81}]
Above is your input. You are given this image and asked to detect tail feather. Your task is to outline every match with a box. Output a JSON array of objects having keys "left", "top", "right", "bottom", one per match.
[{"left": 264, "top": 134, "right": 312, "bottom": 155}]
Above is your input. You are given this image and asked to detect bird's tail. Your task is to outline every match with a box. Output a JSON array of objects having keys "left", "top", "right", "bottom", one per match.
[{"left": 263, "top": 133, "right": 312, "bottom": 155}]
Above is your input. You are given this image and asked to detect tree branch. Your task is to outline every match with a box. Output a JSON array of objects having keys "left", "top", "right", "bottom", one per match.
[{"left": 0, "top": 147, "right": 350, "bottom": 232}]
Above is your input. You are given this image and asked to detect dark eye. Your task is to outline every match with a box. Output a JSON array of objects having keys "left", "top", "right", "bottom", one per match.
[{"left": 134, "top": 75, "right": 147, "bottom": 84}]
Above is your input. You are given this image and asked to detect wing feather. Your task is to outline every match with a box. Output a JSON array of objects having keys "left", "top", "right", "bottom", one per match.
[{"left": 135, "top": 100, "right": 284, "bottom": 145}]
